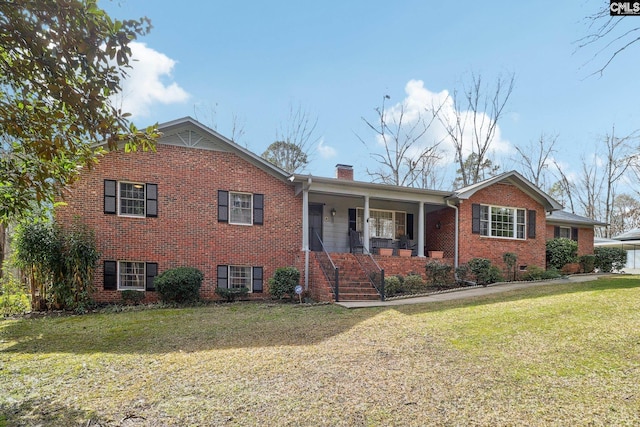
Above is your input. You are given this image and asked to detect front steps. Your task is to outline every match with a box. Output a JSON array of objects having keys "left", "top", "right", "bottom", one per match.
[{"left": 324, "top": 253, "right": 380, "bottom": 301}]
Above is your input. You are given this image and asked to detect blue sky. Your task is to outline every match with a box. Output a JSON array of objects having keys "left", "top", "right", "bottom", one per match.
[{"left": 102, "top": 0, "right": 640, "bottom": 190}]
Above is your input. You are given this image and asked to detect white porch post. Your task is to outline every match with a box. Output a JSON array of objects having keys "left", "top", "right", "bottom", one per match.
[
  {"left": 363, "top": 195, "right": 370, "bottom": 252},
  {"left": 418, "top": 202, "right": 425, "bottom": 257},
  {"left": 302, "top": 183, "right": 310, "bottom": 290}
]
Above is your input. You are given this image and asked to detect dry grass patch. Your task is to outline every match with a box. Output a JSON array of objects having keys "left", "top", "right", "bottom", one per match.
[{"left": 2, "top": 277, "right": 640, "bottom": 426}]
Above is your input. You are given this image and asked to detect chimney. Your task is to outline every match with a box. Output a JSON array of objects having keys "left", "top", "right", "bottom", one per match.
[{"left": 336, "top": 164, "right": 354, "bottom": 181}]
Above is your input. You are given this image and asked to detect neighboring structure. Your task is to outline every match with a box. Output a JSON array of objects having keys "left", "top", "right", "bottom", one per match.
[
  {"left": 595, "top": 228, "right": 640, "bottom": 273},
  {"left": 55, "top": 117, "right": 604, "bottom": 303}
]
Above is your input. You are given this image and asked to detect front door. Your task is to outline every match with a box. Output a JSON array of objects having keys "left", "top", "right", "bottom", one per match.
[{"left": 309, "top": 204, "right": 323, "bottom": 251}]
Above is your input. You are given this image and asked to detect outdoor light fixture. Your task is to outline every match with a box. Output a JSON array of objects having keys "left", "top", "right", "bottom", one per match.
[
  {"left": 330, "top": 208, "right": 336, "bottom": 217},
  {"left": 435, "top": 221, "right": 442, "bottom": 229}
]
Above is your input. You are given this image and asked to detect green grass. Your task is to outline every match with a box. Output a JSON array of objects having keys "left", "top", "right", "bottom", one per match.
[{"left": 2, "top": 276, "right": 640, "bottom": 426}]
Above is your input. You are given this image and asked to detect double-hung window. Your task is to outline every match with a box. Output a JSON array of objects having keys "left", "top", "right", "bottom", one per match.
[
  {"left": 217, "top": 265, "right": 264, "bottom": 293},
  {"left": 217, "top": 190, "right": 264, "bottom": 225},
  {"left": 355, "top": 209, "right": 407, "bottom": 239},
  {"left": 104, "top": 180, "right": 158, "bottom": 218},
  {"left": 478, "top": 205, "right": 526, "bottom": 239},
  {"left": 103, "top": 260, "right": 158, "bottom": 291}
]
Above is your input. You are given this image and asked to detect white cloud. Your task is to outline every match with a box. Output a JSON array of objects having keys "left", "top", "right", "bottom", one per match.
[
  {"left": 111, "top": 42, "right": 189, "bottom": 118},
  {"left": 317, "top": 138, "right": 337, "bottom": 159},
  {"left": 383, "top": 79, "right": 513, "bottom": 165}
]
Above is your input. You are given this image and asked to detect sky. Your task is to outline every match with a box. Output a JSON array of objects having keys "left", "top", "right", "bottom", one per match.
[{"left": 100, "top": 0, "right": 640, "bottom": 193}]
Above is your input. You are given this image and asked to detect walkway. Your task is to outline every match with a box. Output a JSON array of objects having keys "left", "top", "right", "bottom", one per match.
[{"left": 336, "top": 274, "right": 606, "bottom": 308}]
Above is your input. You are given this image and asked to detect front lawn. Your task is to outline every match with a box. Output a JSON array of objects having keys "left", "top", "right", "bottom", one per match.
[{"left": 1, "top": 276, "right": 639, "bottom": 426}]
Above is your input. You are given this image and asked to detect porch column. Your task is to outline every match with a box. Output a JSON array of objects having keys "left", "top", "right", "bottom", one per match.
[
  {"left": 418, "top": 202, "right": 425, "bottom": 257},
  {"left": 363, "top": 195, "right": 370, "bottom": 252},
  {"left": 302, "top": 183, "right": 310, "bottom": 290}
]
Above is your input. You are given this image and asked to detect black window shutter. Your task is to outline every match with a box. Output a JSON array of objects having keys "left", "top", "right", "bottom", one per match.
[
  {"left": 407, "top": 213, "right": 414, "bottom": 240},
  {"left": 348, "top": 208, "right": 356, "bottom": 231},
  {"left": 146, "top": 184, "right": 158, "bottom": 217},
  {"left": 252, "top": 266, "right": 263, "bottom": 293},
  {"left": 217, "top": 265, "right": 228, "bottom": 288},
  {"left": 572, "top": 227, "right": 579, "bottom": 241},
  {"left": 554, "top": 226, "right": 560, "bottom": 238},
  {"left": 253, "top": 194, "right": 264, "bottom": 225},
  {"left": 104, "top": 180, "right": 117, "bottom": 214},
  {"left": 472, "top": 204, "right": 481, "bottom": 234},
  {"left": 527, "top": 210, "right": 536, "bottom": 238},
  {"left": 145, "top": 262, "right": 158, "bottom": 291},
  {"left": 104, "top": 260, "right": 117, "bottom": 290},
  {"left": 218, "top": 190, "right": 229, "bottom": 222}
]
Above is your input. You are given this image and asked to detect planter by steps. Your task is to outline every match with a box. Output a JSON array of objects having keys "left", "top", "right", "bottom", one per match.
[{"left": 428, "top": 250, "right": 444, "bottom": 259}]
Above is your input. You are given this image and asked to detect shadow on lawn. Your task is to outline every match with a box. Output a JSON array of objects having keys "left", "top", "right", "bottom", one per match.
[
  {"left": 0, "top": 302, "right": 382, "bottom": 355},
  {"left": 1, "top": 398, "right": 111, "bottom": 427},
  {"left": 393, "top": 274, "right": 640, "bottom": 316}
]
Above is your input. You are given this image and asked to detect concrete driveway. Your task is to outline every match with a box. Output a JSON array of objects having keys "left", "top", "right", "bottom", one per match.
[{"left": 336, "top": 274, "right": 606, "bottom": 308}]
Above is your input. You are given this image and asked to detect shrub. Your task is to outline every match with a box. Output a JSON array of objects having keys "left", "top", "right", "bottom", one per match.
[
  {"left": 502, "top": 252, "right": 518, "bottom": 281},
  {"left": 546, "top": 238, "right": 578, "bottom": 270},
  {"left": 455, "top": 265, "right": 470, "bottom": 284},
  {"left": 268, "top": 267, "right": 300, "bottom": 300},
  {"left": 467, "top": 258, "right": 498, "bottom": 286},
  {"left": 0, "top": 272, "right": 30, "bottom": 316},
  {"left": 522, "top": 266, "right": 545, "bottom": 281},
  {"left": 403, "top": 273, "right": 425, "bottom": 293},
  {"left": 488, "top": 265, "right": 504, "bottom": 283},
  {"left": 215, "top": 286, "right": 249, "bottom": 302},
  {"left": 425, "top": 261, "right": 453, "bottom": 288},
  {"left": 579, "top": 254, "right": 596, "bottom": 273},
  {"left": 154, "top": 267, "right": 203, "bottom": 303},
  {"left": 121, "top": 290, "right": 145, "bottom": 305},
  {"left": 594, "top": 247, "right": 627, "bottom": 272},
  {"left": 542, "top": 267, "right": 562, "bottom": 280},
  {"left": 384, "top": 275, "right": 403, "bottom": 297}
]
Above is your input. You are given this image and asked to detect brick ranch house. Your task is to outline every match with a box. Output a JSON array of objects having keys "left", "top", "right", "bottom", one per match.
[{"left": 55, "top": 117, "right": 604, "bottom": 302}]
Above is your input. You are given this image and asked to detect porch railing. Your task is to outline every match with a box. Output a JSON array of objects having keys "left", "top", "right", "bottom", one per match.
[
  {"left": 314, "top": 232, "right": 340, "bottom": 302},
  {"left": 356, "top": 246, "right": 385, "bottom": 301}
]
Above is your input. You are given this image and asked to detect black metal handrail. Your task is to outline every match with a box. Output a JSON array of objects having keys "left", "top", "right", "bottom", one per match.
[
  {"left": 356, "top": 245, "right": 385, "bottom": 301},
  {"left": 314, "top": 232, "right": 340, "bottom": 302}
]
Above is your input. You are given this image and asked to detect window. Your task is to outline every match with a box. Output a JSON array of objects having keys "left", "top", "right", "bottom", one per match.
[
  {"left": 356, "top": 209, "right": 407, "bottom": 239},
  {"left": 119, "top": 182, "right": 145, "bottom": 216},
  {"left": 230, "top": 192, "right": 252, "bottom": 225},
  {"left": 119, "top": 261, "right": 145, "bottom": 290},
  {"left": 478, "top": 205, "right": 526, "bottom": 239},
  {"left": 230, "top": 266, "right": 251, "bottom": 289},
  {"left": 217, "top": 265, "right": 263, "bottom": 293},
  {"left": 217, "top": 190, "right": 264, "bottom": 225},
  {"left": 103, "top": 261, "right": 157, "bottom": 291},
  {"left": 557, "top": 226, "right": 571, "bottom": 239},
  {"left": 104, "top": 180, "right": 157, "bottom": 217}
]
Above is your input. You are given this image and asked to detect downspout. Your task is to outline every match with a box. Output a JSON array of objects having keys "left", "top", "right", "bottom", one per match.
[
  {"left": 446, "top": 200, "right": 459, "bottom": 269},
  {"left": 303, "top": 177, "right": 312, "bottom": 290}
]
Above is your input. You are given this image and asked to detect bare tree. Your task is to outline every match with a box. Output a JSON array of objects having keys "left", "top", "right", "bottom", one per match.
[
  {"left": 611, "top": 194, "right": 640, "bottom": 236},
  {"left": 358, "top": 95, "right": 444, "bottom": 188},
  {"left": 514, "top": 132, "right": 558, "bottom": 191},
  {"left": 550, "top": 160, "right": 576, "bottom": 213},
  {"left": 193, "top": 102, "right": 247, "bottom": 145},
  {"left": 576, "top": 4, "right": 640, "bottom": 76},
  {"left": 576, "top": 153, "right": 605, "bottom": 223},
  {"left": 601, "top": 126, "right": 638, "bottom": 237},
  {"left": 433, "top": 72, "right": 515, "bottom": 187},
  {"left": 262, "top": 103, "right": 319, "bottom": 173}
]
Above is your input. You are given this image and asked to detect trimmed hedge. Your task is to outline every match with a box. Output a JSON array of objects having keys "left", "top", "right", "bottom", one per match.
[{"left": 155, "top": 267, "right": 203, "bottom": 303}]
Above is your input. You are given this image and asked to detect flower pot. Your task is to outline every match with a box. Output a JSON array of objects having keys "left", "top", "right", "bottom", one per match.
[
  {"left": 379, "top": 248, "right": 393, "bottom": 256},
  {"left": 428, "top": 250, "right": 444, "bottom": 259},
  {"left": 398, "top": 249, "right": 412, "bottom": 257}
]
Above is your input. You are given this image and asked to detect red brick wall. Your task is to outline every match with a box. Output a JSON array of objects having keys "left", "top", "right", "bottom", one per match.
[
  {"left": 457, "top": 183, "right": 547, "bottom": 270},
  {"left": 56, "top": 144, "right": 302, "bottom": 303}
]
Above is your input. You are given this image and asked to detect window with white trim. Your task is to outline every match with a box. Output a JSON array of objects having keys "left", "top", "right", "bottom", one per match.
[
  {"left": 480, "top": 205, "right": 526, "bottom": 239},
  {"left": 229, "top": 265, "right": 251, "bottom": 289},
  {"left": 356, "top": 208, "right": 406, "bottom": 239},
  {"left": 119, "top": 261, "right": 145, "bottom": 290},
  {"left": 119, "top": 182, "right": 146, "bottom": 217},
  {"left": 230, "top": 192, "right": 253, "bottom": 225},
  {"left": 557, "top": 226, "right": 571, "bottom": 239}
]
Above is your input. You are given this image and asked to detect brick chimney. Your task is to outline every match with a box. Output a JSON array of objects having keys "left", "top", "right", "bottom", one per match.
[{"left": 336, "top": 164, "right": 354, "bottom": 180}]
